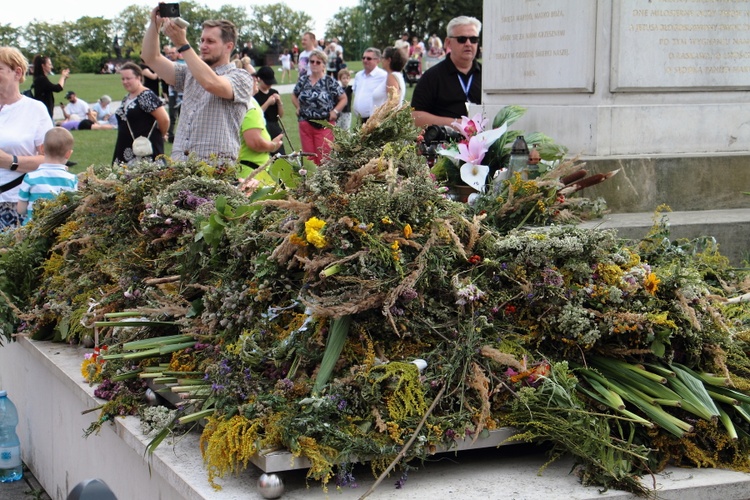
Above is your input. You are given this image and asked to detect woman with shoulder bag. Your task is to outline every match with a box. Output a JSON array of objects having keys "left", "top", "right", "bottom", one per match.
[
  {"left": 0, "top": 47, "right": 53, "bottom": 230},
  {"left": 291, "top": 49, "right": 346, "bottom": 165},
  {"left": 113, "top": 62, "right": 169, "bottom": 165}
]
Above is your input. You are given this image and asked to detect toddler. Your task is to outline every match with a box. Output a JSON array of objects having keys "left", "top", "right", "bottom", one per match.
[
  {"left": 17, "top": 128, "right": 78, "bottom": 224},
  {"left": 337, "top": 69, "right": 353, "bottom": 130}
]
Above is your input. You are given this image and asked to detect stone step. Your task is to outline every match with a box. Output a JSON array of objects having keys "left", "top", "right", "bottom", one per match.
[{"left": 579, "top": 208, "right": 750, "bottom": 266}]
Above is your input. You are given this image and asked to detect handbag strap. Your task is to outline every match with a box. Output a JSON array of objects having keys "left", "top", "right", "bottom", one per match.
[
  {"left": 126, "top": 118, "right": 158, "bottom": 141},
  {"left": 0, "top": 175, "right": 24, "bottom": 194}
]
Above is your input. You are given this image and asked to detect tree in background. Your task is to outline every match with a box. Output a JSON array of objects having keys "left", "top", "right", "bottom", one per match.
[
  {"left": 0, "top": 25, "right": 21, "bottom": 48},
  {"left": 23, "top": 21, "right": 74, "bottom": 72},
  {"left": 246, "top": 4, "right": 313, "bottom": 56},
  {"left": 325, "top": 6, "right": 366, "bottom": 61},
  {"left": 113, "top": 5, "right": 151, "bottom": 63},
  {"left": 6, "top": 1, "right": 481, "bottom": 73},
  {"left": 364, "top": 0, "right": 482, "bottom": 49},
  {"left": 70, "top": 17, "right": 113, "bottom": 55}
]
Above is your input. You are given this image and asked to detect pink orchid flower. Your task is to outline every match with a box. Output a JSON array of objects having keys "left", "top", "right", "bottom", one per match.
[{"left": 452, "top": 113, "right": 488, "bottom": 140}]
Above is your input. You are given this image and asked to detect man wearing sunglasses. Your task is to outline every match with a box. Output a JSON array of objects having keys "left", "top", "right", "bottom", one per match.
[
  {"left": 412, "top": 16, "right": 482, "bottom": 128},
  {"left": 352, "top": 48, "right": 388, "bottom": 124}
]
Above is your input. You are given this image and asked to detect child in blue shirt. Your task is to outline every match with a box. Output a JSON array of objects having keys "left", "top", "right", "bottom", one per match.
[{"left": 16, "top": 127, "right": 78, "bottom": 224}]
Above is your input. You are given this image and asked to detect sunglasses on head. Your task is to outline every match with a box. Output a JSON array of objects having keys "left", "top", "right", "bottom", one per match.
[{"left": 450, "top": 36, "right": 480, "bottom": 44}]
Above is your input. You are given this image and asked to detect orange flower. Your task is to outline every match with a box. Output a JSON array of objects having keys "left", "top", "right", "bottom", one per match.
[{"left": 644, "top": 272, "right": 660, "bottom": 295}]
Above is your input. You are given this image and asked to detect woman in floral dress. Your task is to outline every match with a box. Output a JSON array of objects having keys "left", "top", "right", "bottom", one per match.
[{"left": 113, "top": 62, "right": 169, "bottom": 165}]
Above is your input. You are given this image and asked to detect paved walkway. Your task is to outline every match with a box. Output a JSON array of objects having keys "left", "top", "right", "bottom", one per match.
[{"left": 0, "top": 464, "right": 51, "bottom": 500}]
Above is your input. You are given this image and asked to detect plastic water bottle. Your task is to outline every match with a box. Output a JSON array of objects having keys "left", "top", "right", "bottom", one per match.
[{"left": 0, "top": 390, "right": 23, "bottom": 482}]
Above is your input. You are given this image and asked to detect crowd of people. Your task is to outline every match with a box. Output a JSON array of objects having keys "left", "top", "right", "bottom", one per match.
[{"left": 0, "top": 11, "right": 482, "bottom": 231}]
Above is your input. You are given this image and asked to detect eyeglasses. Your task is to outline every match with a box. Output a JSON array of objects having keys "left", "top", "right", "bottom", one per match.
[
  {"left": 362, "top": 56, "right": 378, "bottom": 61},
  {"left": 449, "top": 36, "right": 480, "bottom": 44},
  {"left": 309, "top": 60, "right": 324, "bottom": 65}
]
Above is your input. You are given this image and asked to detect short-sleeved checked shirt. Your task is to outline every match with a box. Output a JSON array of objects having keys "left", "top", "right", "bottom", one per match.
[{"left": 171, "top": 62, "right": 254, "bottom": 163}]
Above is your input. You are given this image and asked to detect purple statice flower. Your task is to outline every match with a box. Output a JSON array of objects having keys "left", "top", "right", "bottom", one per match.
[
  {"left": 394, "top": 470, "right": 408, "bottom": 489},
  {"left": 219, "top": 358, "right": 232, "bottom": 375},
  {"left": 174, "top": 190, "right": 211, "bottom": 210},
  {"left": 399, "top": 288, "right": 418, "bottom": 302},
  {"left": 336, "top": 468, "right": 358, "bottom": 488},
  {"left": 455, "top": 283, "right": 486, "bottom": 306},
  {"left": 541, "top": 267, "right": 563, "bottom": 287}
]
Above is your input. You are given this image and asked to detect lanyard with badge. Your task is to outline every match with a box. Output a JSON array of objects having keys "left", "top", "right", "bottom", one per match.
[{"left": 458, "top": 73, "right": 474, "bottom": 114}]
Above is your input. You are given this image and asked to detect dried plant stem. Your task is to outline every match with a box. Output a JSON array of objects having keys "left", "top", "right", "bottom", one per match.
[{"left": 358, "top": 383, "right": 446, "bottom": 500}]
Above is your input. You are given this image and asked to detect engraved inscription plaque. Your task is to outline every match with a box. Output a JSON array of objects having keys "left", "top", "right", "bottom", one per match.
[{"left": 484, "top": 0, "right": 597, "bottom": 93}]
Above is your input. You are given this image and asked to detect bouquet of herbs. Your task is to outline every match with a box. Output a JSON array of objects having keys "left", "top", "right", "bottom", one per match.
[{"left": 2, "top": 95, "right": 750, "bottom": 496}]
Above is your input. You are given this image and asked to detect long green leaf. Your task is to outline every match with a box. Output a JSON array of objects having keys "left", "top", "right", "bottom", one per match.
[
  {"left": 669, "top": 363, "right": 720, "bottom": 419},
  {"left": 313, "top": 315, "right": 352, "bottom": 394}
]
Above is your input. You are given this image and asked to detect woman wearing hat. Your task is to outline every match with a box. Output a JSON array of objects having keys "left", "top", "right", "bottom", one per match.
[{"left": 253, "top": 66, "right": 285, "bottom": 155}]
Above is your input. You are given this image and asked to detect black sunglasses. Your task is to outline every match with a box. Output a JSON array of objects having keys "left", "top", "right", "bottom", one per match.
[
  {"left": 450, "top": 36, "right": 480, "bottom": 44},
  {"left": 362, "top": 56, "right": 378, "bottom": 61}
]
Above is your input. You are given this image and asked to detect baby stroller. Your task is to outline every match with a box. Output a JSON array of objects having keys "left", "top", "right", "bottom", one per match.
[{"left": 404, "top": 59, "right": 421, "bottom": 86}]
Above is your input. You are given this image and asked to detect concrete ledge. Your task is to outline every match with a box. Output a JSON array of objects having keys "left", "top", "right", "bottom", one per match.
[
  {"left": 580, "top": 209, "right": 750, "bottom": 265},
  {"left": 3, "top": 337, "right": 750, "bottom": 499},
  {"left": 577, "top": 154, "right": 750, "bottom": 214}
]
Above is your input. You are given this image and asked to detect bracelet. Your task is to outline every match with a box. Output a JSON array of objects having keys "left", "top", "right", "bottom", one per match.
[
  {"left": 332, "top": 109, "right": 340, "bottom": 116},
  {"left": 177, "top": 44, "right": 191, "bottom": 53}
]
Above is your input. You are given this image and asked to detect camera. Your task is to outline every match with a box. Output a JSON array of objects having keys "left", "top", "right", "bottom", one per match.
[
  {"left": 159, "top": 3, "right": 180, "bottom": 18},
  {"left": 422, "top": 125, "right": 463, "bottom": 145},
  {"left": 418, "top": 125, "right": 464, "bottom": 165}
]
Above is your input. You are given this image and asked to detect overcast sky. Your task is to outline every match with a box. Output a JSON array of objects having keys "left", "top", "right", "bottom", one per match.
[{"left": 5, "top": 0, "right": 359, "bottom": 39}]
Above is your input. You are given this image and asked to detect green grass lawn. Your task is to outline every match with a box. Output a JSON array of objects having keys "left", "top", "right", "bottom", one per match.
[{"left": 21, "top": 61, "right": 418, "bottom": 175}]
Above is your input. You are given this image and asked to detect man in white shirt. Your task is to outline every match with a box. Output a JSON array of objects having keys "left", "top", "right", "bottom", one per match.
[
  {"left": 60, "top": 91, "right": 93, "bottom": 122},
  {"left": 394, "top": 32, "right": 410, "bottom": 58},
  {"left": 352, "top": 48, "right": 388, "bottom": 123},
  {"left": 297, "top": 32, "right": 316, "bottom": 79}
]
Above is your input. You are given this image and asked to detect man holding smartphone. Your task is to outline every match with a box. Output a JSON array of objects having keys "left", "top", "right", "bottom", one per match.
[{"left": 141, "top": 4, "right": 254, "bottom": 163}]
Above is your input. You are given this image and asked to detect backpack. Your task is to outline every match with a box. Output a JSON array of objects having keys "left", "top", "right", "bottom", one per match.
[{"left": 22, "top": 84, "right": 34, "bottom": 98}]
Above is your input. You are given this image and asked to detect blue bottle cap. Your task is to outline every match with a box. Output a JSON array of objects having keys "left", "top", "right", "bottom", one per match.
[{"left": 0, "top": 390, "right": 6, "bottom": 397}]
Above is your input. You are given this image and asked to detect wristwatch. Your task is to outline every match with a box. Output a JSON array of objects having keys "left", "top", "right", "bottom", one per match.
[{"left": 9, "top": 155, "right": 18, "bottom": 171}]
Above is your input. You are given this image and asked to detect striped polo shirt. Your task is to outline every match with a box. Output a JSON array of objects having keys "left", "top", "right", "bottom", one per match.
[{"left": 17, "top": 163, "right": 78, "bottom": 222}]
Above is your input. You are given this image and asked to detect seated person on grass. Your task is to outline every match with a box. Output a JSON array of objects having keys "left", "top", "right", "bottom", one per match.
[{"left": 16, "top": 128, "right": 79, "bottom": 224}]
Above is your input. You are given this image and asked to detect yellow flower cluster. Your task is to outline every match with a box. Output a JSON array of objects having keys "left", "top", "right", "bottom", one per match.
[
  {"left": 390, "top": 240, "right": 401, "bottom": 262},
  {"left": 200, "top": 414, "right": 262, "bottom": 489},
  {"left": 304, "top": 217, "right": 327, "bottom": 248},
  {"left": 368, "top": 362, "right": 427, "bottom": 422},
  {"left": 386, "top": 421, "right": 405, "bottom": 444},
  {"left": 292, "top": 436, "right": 337, "bottom": 488}
]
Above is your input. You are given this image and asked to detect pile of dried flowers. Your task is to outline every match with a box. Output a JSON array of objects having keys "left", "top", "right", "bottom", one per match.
[{"left": 2, "top": 96, "right": 750, "bottom": 496}]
